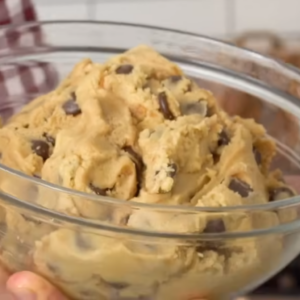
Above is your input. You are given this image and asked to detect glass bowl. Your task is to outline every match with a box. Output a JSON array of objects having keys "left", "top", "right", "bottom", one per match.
[{"left": 0, "top": 21, "right": 300, "bottom": 300}]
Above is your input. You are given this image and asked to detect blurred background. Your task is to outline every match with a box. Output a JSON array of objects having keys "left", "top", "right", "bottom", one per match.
[
  {"left": 8, "top": 0, "right": 300, "bottom": 298},
  {"left": 31, "top": 0, "right": 300, "bottom": 39}
]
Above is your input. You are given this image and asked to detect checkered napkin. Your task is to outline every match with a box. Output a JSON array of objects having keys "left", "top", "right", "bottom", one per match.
[{"left": 0, "top": 0, "right": 58, "bottom": 121}]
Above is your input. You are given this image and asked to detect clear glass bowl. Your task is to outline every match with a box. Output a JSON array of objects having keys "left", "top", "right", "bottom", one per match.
[{"left": 1, "top": 21, "right": 300, "bottom": 300}]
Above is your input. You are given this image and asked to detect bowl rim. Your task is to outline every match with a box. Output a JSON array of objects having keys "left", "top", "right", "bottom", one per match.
[{"left": 1, "top": 20, "right": 300, "bottom": 238}]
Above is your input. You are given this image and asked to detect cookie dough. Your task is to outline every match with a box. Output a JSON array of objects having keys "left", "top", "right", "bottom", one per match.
[{"left": 0, "top": 46, "right": 297, "bottom": 300}]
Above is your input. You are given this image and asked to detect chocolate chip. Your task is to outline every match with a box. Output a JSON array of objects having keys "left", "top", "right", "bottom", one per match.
[
  {"left": 218, "top": 130, "right": 230, "bottom": 147},
  {"left": 269, "top": 186, "right": 294, "bottom": 201},
  {"left": 108, "top": 282, "right": 129, "bottom": 290},
  {"left": 181, "top": 101, "right": 207, "bottom": 116},
  {"left": 120, "top": 214, "right": 130, "bottom": 226},
  {"left": 115, "top": 64, "right": 134, "bottom": 74},
  {"left": 196, "top": 241, "right": 235, "bottom": 260},
  {"left": 219, "top": 246, "right": 242, "bottom": 259},
  {"left": 23, "top": 124, "right": 29, "bottom": 128},
  {"left": 89, "top": 183, "right": 108, "bottom": 196},
  {"left": 203, "top": 219, "right": 226, "bottom": 233},
  {"left": 102, "top": 277, "right": 130, "bottom": 290},
  {"left": 196, "top": 241, "right": 222, "bottom": 253},
  {"left": 142, "top": 82, "right": 149, "bottom": 90},
  {"left": 228, "top": 178, "right": 253, "bottom": 197},
  {"left": 123, "top": 146, "right": 144, "bottom": 195},
  {"left": 158, "top": 92, "right": 175, "bottom": 120},
  {"left": 31, "top": 140, "right": 50, "bottom": 161},
  {"left": 0, "top": 153, "right": 2, "bottom": 159},
  {"left": 186, "top": 82, "right": 193, "bottom": 92},
  {"left": 75, "top": 232, "right": 92, "bottom": 250},
  {"left": 167, "top": 163, "right": 177, "bottom": 178},
  {"left": 123, "top": 146, "right": 143, "bottom": 178},
  {"left": 212, "top": 153, "right": 220, "bottom": 164},
  {"left": 219, "top": 247, "right": 233, "bottom": 259},
  {"left": 62, "top": 99, "right": 81, "bottom": 116},
  {"left": 206, "top": 106, "right": 215, "bottom": 117},
  {"left": 253, "top": 147, "right": 262, "bottom": 165},
  {"left": 42, "top": 133, "right": 55, "bottom": 146},
  {"left": 47, "top": 263, "right": 59, "bottom": 274},
  {"left": 169, "top": 75, "right": 182, "bottom": 83}
]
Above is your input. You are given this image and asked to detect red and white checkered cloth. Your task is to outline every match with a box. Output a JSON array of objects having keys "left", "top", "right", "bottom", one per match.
[{"left": 0, "top": 0, "right": 58, "bottom": 121}]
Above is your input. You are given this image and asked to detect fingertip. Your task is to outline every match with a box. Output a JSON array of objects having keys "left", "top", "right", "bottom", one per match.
[
  {"left": 6, "top": 271, "right": 40, "bottom": 290},
  {"left": 7, "top": 271, "right": 67, "bottom": 300}
]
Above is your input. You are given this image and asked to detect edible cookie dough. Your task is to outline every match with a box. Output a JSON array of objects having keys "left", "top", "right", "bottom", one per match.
[{"left": 0, "top": 45, "right": 297, "bottom": 300}]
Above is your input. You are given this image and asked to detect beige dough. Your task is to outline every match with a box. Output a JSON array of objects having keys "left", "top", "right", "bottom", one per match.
[{"left": 0, "top": 45, "right": 296, "bottom": 300}]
